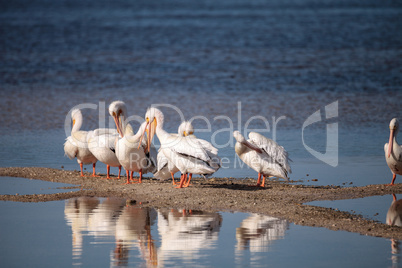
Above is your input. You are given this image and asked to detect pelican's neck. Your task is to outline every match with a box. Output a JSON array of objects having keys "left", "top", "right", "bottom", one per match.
[
  {"left": 235, "top": 141, "right": 247, "bottom": 155},
  {"left": 155, "top": 119, "right": 171, "bottom": 142},
  {"left": 72, "top": 115, "right": 82, "bottom": 133}
]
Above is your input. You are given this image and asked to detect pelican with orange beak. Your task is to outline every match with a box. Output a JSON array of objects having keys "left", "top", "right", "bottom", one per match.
[
  {"left": 142, "top": 108, "right": 219, "bottom": 188},
  {"left": 384, "top": 118, "right": 402, "bottom": 185},
  {"left": 88, "top": 102, "right": 123, "bottom": 179},
  {"left": 110, "top": 101, "right": 157, "bottom": 184}
]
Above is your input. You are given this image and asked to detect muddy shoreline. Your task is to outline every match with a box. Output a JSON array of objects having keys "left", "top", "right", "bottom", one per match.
[{"left": 0, "top": 167, "right": 401, "bottom": 240}]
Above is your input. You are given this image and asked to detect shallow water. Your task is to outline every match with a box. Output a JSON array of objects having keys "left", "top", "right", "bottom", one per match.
[
  {"left": 0, "top": 176, "right": 79, "bottom": 195},
  {"left": 0, "top": 127, "right": 392, "bottom": 187},
  {"left": 308, "top": 194, "right": 402, "bottom": 225},
  {"left": 0, "top": 197, "right": 400, "bottom": 267}
]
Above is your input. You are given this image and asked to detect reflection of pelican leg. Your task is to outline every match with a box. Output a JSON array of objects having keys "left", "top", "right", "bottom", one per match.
[{"left": 114, "top": 240, "right": 129, "bottom": 266}]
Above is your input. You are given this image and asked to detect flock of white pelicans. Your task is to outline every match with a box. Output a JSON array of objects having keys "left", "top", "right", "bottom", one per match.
[{"left": 65, "top": 101, "right": 402, "bottom": 188}]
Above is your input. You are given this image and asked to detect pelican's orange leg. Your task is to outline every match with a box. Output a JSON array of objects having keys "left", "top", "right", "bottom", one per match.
[
  {"left": 256, "top": 172, "right": 261, "bottom": 186},
  {"left": 184, "top": 173, "right": 193, "bottom": 188},
  {"left": 79, "top": 163, "right": 85, "bottom": 177},
  {"left": 91, "top": 163, "right": 101, "bottom": 177},
  {"left": 124, "top": 170, "right": 131, "bottom": 184},
  {"left": 260, "top": 175, "right": 266, "bottom": 188},
  {"left": 138, "top": 169, "right": 143, "bottom": 183},
  {"left": 117, "top": 166, "right": 122, "bottom": 179},
  {"left": 106, "top": 165, "right": 111, "bottom": 179},
  {"left": 388, "top": 174, "right": 397, "bottom": 186},
  {"left": 176, "top": 173, "right": 187, "bottom": 188},
  {"left": 171, "top": 172, "right": 179, "bottom": 185},
  {"left": 130, "top": 170, "right": 143, "bottom": 183}
]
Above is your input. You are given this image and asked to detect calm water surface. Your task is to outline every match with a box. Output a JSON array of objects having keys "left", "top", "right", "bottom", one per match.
[{"left": 0, "top": 196, "right": 400, "bottom": 267}]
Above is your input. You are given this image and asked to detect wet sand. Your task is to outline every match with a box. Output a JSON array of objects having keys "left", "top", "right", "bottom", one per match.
[{"left": 0, "top": 167, "right": 401, "bottom": 240}]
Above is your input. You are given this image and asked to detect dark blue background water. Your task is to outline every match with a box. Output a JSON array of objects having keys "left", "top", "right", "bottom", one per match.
[{"left": 1, "top": 0, "right": 401, "bottom": 131}]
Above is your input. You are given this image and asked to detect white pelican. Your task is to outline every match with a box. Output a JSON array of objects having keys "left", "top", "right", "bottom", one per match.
[
  {"left": 88, "top": 103, "right": 123, "bottom": 179},
  {"left": 386, "top": 194, "right": 402, "bottom": 226},
  {"left": 154, "top": 121, "right": 194, "bottom": 185},
  {"left": 143, "top": 107, "right": 220, "bottom": 188},
  {"left": 64, "top": 109, "right": 99, "bottom": 177},
  {"left": 180, "top": 121, "right": 221, "bottom": 187},
  {"left": 384, "top": 118, "right": 402, "bottom": 185},
  {"left": 233, "top": 131, "right": 291, "bottom": 187},
  {"left": 109, "top": 101, "right": 157, "bottom": 184}
]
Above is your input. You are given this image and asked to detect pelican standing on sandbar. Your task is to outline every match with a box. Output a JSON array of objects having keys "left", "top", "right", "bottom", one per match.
[
  {"left": 64, "top": 109, "right": 99, "bottom": 177},
  {"left": 384, "top": 118, "right": 402, "bottom": 185},
  {"left": 233, "top": 131, "right": 291, "bottom": 187},
  {"left": 88, "top": 103, "right": 123, "bottom": 179},
  {"left": 110, "top": 101, "right": 157, "bottom": 184},
  {"left": 143, "top": 108, "right": 220, "bottom": 188}
]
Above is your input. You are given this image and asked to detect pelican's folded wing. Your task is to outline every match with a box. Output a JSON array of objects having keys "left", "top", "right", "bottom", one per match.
[{"left": 248, "top": 132, "right": 292, "bottom": 174}]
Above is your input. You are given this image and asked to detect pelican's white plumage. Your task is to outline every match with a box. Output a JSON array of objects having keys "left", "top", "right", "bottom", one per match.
[
  {"left": 233, "top": 131, "right": 291, "bottom": 187},
  {"left": 384, "top": 118, "right": 402, "bottom": 185},
  {"left": 87, "top": 103, "right": 124, "bottom": 179},
  {"left": 144, "top": 108, "right": 220, "bottom": 188},
  {"left": 153, "top": 121, "right": 193, "bottom": 184},
  {"left": 64, "top": 109, "right": 99, "bottom": 176},
  {"left": 110, "top": 101, "right": 157, "bottom": 184}
]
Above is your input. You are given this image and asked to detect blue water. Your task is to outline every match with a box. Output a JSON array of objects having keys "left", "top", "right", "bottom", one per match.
[
  {"left": 0, "top": 176, "right": 79, "bottom": 195},
  {"left": 0, "top": 197, "right": 400, "bottom": 267},
  {"left": 308, "top": 194, "right": 402, "bottom": 224}
]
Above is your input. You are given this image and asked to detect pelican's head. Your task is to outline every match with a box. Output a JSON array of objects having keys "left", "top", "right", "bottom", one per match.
[
  {"left": 179, "top": 121, "right": 194, "bottom": 137},
  {"left": 70, "top": 109, "right": 83, "bottom": 131},
  {"left": 390, "top": 118, "right": 399, "bottom": 132},
  {"left": 109, "top": 101, "right": 127, "bottom": 137},
  {"left": 142, "top": 107, "right": 164, "bottom": 153},
  {"left": 387, "top": 118, "right": 400, "bottom": 158},
  {"left": 233, "top": 130, "right": 262, "bottom": 154},
  {"left": 233, "top": 130, "right": 245, "bottom": 143}
]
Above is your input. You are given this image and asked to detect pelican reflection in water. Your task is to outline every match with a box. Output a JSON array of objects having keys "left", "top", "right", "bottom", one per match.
[
  {"left": 386, "top": 194, "right": 402, "bottom": 267},
  {"left": 157, "top": 208, "right": 222, "bottom": 266},
  {"left": 64, "top": 197, "right": 157, "bottom": 267},
  {"left": 236, "top": 214, "right": 288, "bottom": 252}
]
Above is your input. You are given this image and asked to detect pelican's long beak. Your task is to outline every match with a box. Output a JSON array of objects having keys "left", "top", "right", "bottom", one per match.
[
  {"left": 138, "top": 122, "right": 148, "bottom": 149},
  {"left": 242, "top": 140, "right": 263, "bottom": 154},
  {"left": 387, "top": 128, "right": 394, "bottom": 158},
  {"left": 113, "top": 114, "right": 124, "bottom": 138},
  {"left": 147, "top": 119, "right": 157, "bottom": 153}
]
